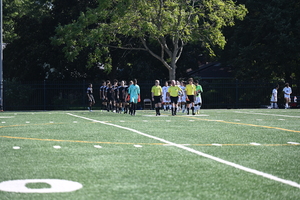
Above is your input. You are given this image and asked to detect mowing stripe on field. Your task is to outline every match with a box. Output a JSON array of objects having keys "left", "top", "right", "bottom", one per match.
[
  {"left": 184, "top": 116, "right": 300, "bottom": 133},
  {"left": 235, "top": 111, "right": 300, "bottom": 118},
  {"left": 67, "top": 113, "right": 300, "bottom": 189}
]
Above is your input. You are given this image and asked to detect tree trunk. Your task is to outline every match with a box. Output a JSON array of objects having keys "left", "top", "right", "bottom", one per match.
[{"left": 168, "top": 64, "right": 176, "bottom": 80}]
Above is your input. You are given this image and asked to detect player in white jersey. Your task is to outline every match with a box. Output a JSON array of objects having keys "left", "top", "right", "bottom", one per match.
[
  {"left": 162, "top": 81, "right": 170, "bottom": 111},
  {"left": 179, "top": 81, "right": 187, "bottom": 113},
  {"left": 194, "top": 80, "right": 203, "bottom": 114},
  {"left": 270, "top": 85, "right": 279, "bottom": 109},
  {"left": 283, "top": 83, "right": 292, "bottom": 109}
]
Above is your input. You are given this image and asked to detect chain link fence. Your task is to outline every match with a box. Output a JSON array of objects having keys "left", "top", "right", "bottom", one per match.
[{"left": 3, "top": 79, "right": 299, "bottom": 110}]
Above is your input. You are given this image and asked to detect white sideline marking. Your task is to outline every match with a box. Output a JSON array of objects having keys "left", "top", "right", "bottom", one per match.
[
  {"left": 94, "top": 145, "right": 102, "bottom": 148},
  {"left": 53, "top": 146, "right": 61, "bottom": 149},
  {"left": 134, "top": 145, "right": 143, "bottom": 148},
  {"left": 66, "top": 113, "right": 300, "bottom": 189},
  {"left": 13, "top": 146, "right": 20, "bottom": 149}
]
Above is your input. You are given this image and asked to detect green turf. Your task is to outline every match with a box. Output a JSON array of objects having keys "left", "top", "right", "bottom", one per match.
[{"left": 0, "top": 109, "right": 300, "bottom": 199}]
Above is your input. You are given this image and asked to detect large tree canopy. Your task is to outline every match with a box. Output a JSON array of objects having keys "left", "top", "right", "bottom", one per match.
[{"left": 53, "top": 0, "right": 247, "bottom": 80}]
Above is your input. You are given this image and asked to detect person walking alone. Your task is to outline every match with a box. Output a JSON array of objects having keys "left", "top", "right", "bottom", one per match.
[{"left": 87, "top": 83, "right": 95, "bottom": 111}]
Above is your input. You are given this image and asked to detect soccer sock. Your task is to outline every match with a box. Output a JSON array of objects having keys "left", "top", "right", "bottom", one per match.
[
  {"left": 191, "top": 106, "right": 195, "bottom": 114},
  {"left": 133, "top": 103, "right": 137, "bottom": 114},
  {"left": 182, "top": 105, "right": 185, "bottom": 112}
]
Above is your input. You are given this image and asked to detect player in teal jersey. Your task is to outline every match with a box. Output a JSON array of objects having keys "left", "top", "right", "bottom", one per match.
[{"left": 127, "top": 79, "right": 140, "bottom": 115}]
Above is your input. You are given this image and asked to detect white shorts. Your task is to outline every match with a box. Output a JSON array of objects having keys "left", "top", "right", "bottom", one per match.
[
  {"left": 270, "top": 96, "right": 277, "bottom": 102},
  {"left": 195, "top": 96, "right": 202, "bottom": 104},
  {"left": 178, "top": 95, "right": 186, "bottom": 103},
  {"left": 162, "top": 96, "right": 170, "bottom": 103}
]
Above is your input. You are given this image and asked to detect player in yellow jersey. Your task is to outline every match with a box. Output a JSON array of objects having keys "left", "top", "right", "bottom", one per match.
[
  {"left": 151, "top": 80, "right": 163, "bottom": 116},
  {"left": 167, "top": 80, "right": 182, "bottom": 116},
  {"left": 185, "top": 78, "right": 196, "bottom": 115}
]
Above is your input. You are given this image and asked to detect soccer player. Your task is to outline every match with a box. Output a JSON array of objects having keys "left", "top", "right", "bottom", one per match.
[
  {"left": 151, "top": 80, "right": 162, "bottom": 116},
  {"left": 270, "top": 85, "right": 279, "bottom": 109},
  {"left": 127, "top": 79, "right": 140, "bottom": 115},
  {"left": 283, "top": 83, "right": 292, "bottom": 109},
  {"left": 118, "top": 80, "right": 127, "bottom": 113},
  {"left": 105, "top": 83, "right": 114, "bottom": 112},
  {"left": 113, "top": 79, "right": 119, "bottom": 113},
  {"left": 124, "top": 80, "right": 132, "bottom": 114},
  {"left": 99, "top": 80, "right": 106, "bottom": 111},
  {"left": 162, "top": 81, "right": 170, "bottom": 111},
  {"left": 194, "top": 80, "right": 203, "bottom": 114},
  {"left": 185, "top": 78, "right": 196, "bottom": 115},
  {"left": 179, "top": 81, "right": 187, "bottom": 113},
  {"left": 167, "top": 80, "right": 182, "bottom": 116},
  {"left": 87, "top": 83, "right": 95, "bottom": 111}
]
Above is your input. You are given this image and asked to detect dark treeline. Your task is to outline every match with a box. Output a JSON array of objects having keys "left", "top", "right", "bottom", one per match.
[{"left": 3, "top": 0, "right": 300, "bottom": 83}]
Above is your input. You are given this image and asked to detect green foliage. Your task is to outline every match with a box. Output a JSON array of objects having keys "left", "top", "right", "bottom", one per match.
[
  {"left": 223, "top": 0, "right": 300, "bottom": 81},
  {"left": 3, "top": 79, "right": 33, "bottom": 108},
  {"left": 53, "top": 0, "right": 247, "bottom": 79}
]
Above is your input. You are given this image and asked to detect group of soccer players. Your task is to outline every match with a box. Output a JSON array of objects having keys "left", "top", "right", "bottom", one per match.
[
  {"left": 87, "top": 77, "right": 203, "bottom": 116},
  {"left": 87, "top": 79, "right": 140, "bottom": 115},
  {"left": 151, "top": 78, "right": 203, "bottom": 116}
]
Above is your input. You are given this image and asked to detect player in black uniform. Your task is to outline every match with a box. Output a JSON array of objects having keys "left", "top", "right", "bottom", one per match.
[
  {"left": 87, "top": 83, "right": 95, "bottom": 111},
  {"left": 118, "top": 80, "right": 127, "bottom": 113},
  {"left": 105, "top": 83, "right": 114, "bottom": 112}
]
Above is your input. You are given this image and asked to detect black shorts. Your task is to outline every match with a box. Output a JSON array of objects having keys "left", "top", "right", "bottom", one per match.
[
  {"left": 187, "top": 95, "right": 194, "bottom": 103},
  {"left": 119, "top": 98, "right": 125, "bottom": 103},
  {"left": 153, "top": 96, "right": 161, "bottom": 104},
  {"left": 107, "top": 96, "right": 114, "bottom": 102},
  {"left": 170, "top": 96, "right": 178, "bottom": 104}
]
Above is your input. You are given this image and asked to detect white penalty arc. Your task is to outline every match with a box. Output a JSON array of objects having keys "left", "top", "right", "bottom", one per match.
[{"left": 67, "top": 113, "right": 300, "bottom": 189}]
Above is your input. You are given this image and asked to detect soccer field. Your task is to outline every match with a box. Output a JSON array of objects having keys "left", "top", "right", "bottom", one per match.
[{"left": 0, "top": 109, "right": 300, "bottom": 199}]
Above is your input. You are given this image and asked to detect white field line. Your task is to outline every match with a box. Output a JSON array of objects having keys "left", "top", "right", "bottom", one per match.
[
  {"left": 235, "top": 111, "right": 300, "bottom": 118},
  {"left": 67, "top": 113, "right": 300, "bottom": 189}
]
